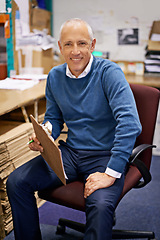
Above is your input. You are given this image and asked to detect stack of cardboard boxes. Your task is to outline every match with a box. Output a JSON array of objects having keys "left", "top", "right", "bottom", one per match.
[{"left": 0, "top": 121, "right": 40, "bottom": 238}]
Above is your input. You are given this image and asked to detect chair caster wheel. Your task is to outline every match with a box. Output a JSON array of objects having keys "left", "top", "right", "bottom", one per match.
[{"left": 56, "top": 224, "right": 66, "bottom": 234}]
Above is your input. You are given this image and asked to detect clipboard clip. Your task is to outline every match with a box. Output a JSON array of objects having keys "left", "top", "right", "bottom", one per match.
[{"left": 42, "top": 121, "right": 52, "bottom": 136}]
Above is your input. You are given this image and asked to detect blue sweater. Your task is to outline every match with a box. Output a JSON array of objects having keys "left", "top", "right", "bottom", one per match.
[{"left": 44, "top": 56, "right": 142, "bottom": 174}]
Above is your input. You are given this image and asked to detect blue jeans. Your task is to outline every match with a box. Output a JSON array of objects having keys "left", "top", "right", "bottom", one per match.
[{"left": 7, "top": 141, "right": 125, "bottom": 240}]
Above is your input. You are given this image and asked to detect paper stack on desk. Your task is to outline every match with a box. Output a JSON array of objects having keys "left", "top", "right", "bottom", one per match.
[
  {"left": 0, "top": 78, "right": 39, "bottom": 90},
  {"left": 0, "top": 121, "right": 39, "bottom": 236},
  {"left": 145, "top": 21, "right": 160, "bottom": 74},
  {"left": 144, "top": 50, "right": 160, "bottom": 74}
]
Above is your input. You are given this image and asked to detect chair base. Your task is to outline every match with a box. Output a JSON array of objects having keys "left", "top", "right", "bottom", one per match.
[
  {"left": 112, "top": 229, "right": 156, "bottom": 239},
  {"left": 56, "top": 218, "right": 85, "bottom": 234},
  {"left": 56, "top": 218, "right": 156, "bottom": 240}
]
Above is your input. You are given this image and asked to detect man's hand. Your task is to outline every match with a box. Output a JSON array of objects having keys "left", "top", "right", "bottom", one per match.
[
  {"left": 84, "top": 172, "right": 116, "bottom": 198},
  {"left": 28, "top": 133, "right": 43, "bottom": 153}
]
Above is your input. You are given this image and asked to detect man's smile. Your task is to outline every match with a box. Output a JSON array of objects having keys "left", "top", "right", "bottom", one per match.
[{"left": 70, "top": 58, "right": 82, "bottom": 61}]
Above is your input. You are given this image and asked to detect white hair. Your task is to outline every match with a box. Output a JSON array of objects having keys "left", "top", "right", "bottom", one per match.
[{"left": 59, "top": 18, "right": 94, "bottom": 42}]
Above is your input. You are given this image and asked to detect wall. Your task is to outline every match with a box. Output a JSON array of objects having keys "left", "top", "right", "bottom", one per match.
[{"left": 53, "top": 0, "right": 160, "bottom": 61}]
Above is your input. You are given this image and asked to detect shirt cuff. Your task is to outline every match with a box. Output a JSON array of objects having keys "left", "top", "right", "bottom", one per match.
[{"left": 105, "top": 167, "right": 122, "bottom": 178}]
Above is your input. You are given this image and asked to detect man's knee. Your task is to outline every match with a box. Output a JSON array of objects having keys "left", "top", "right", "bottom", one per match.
[
  {"left": 7, "top": 155, "right": 44, "bottom": 196},
  {"left": 7, "top": 170, "right": 18, "bottom": 193},
  {"left": 93, "top": 198, "right": 114, "bottom": 213},
  {"left": 87, "top": 194, "right": 115, "bottom": 216},
  {"left": 7, "top": 167, "right": 26, "bottom": 197}
]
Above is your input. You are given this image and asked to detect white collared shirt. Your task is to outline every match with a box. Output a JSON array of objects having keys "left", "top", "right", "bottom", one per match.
[
  {"left": 65, "top": 54, "right": 121, "bottom": 179},
  {"left": 66, "top": 54, "right": 93, "bottom": 78}
]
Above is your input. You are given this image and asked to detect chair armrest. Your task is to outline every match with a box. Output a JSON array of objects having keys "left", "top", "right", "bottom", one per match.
[{"left": 129, "top": 144, "right": 156, "bottom": 188}]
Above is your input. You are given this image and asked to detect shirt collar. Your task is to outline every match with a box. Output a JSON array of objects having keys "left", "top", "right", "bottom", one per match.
[{"left": 66, "top": 54, "right": 93, "bottom": 79}]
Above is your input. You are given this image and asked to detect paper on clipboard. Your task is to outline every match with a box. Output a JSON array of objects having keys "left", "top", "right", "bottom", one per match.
[{"left": 30, "top": 115, "right": 66, "bottom": 185}]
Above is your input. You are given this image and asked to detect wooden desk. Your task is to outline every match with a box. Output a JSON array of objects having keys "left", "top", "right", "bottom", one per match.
[
  {"left": 0, "top": 75, "right": 159, "bottom": 122},
  {"left": 0, "top": 80, "right": 46, "bottom": 122},
  {"left": 126, "top": 75, "right": 160, "bottom": 88}
]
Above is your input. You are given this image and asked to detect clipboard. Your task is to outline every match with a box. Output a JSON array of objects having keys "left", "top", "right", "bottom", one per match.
[{"left": 30, "top": 115, "right": 66, "bottom": 185}]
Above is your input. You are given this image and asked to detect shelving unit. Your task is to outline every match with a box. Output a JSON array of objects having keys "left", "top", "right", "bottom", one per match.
[
  {"left": 5, "top": 0, "right": 14, "bottom": 76},
  {"left": 1, "top": 0, "right": 53, "bottom": 78}
]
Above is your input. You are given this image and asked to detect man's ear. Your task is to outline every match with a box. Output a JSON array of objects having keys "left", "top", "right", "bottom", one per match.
[
  {"left": 90, "top": 38, "right": 96, "bottom": 52},
  {"left": 58, "top": 41, "right": 63, "bottom": 55}
]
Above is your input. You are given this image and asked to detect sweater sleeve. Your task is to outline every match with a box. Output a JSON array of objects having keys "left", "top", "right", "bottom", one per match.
[
  {"left": 43, "top": 72, "right": 64, "bottom": 140},
  {"left": 103, "top": 64, "right": 142, "bottom": 174}
]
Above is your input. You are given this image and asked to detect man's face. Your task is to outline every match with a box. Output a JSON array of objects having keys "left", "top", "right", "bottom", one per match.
[{"left": 58, "top": 22, "right": 96, "bottom": 78}]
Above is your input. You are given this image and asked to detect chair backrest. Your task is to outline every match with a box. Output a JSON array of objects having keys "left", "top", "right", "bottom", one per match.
[
  {"left": 120, "top": 83, "right": 160, "bottom": 198},
  {"left": 38, "top": 84, "right": 160, "bottom": 211},
  {"left": 130, "top": 84, "right": 159, "bottom": 166}
]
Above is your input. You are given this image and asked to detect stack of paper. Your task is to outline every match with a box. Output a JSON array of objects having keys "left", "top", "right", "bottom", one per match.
[
  {"left": 144, "top": 20, "right": 160, "bottom": 74},
  {"left": 0, "top": 121, "right": 39, "bottom": 236},
  {"left": 144, "top": 50, "right": 160, "bottom": 74},
  {"left": 0, "top": 78, "right": 39, "bottom": 90}
]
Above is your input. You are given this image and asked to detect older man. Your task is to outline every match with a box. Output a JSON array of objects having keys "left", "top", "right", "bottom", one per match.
[{"left": 7, "top": 18, "right": 141, "bottom": 240}]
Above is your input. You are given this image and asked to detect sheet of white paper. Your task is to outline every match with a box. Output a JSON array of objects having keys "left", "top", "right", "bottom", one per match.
[
  {"left": 14, "top": 0, "right": 30, "bottom": 36},
  {"left": 11, "top": 74, "right": 47, "bottom": 81},
  {"left": 145, "top": 65, "right": 160, "bottom": 73},
  {"left": 0, "top": 0, "right": 6, "bottom": 13},
  {"left": 151, "top": 33, "right": 160, "bottom": 41},
  {"left": 0, "top": 78, "right": 39, "bottom": 90},
  {"left": 145, "top": 59, "right": 160, "bottom": 64}
]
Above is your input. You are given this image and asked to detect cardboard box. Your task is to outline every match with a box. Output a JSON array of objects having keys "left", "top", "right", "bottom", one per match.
[
  {"left": 30, "top": 8, "right": 51, "bottom": 34},
  {"left": 148, "top": 21, "right": 160, "bottom": 51},
  {"left": 32, "top": 48, "right": 53, "bottom": 74},
  {"left": 19, "top": 46, "right": 54, "bottom": 74}
]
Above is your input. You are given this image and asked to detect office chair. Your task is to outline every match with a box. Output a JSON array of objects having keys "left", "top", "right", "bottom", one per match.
[{"left": 38, "top": 83, "right": 159, "bottom": 240}]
